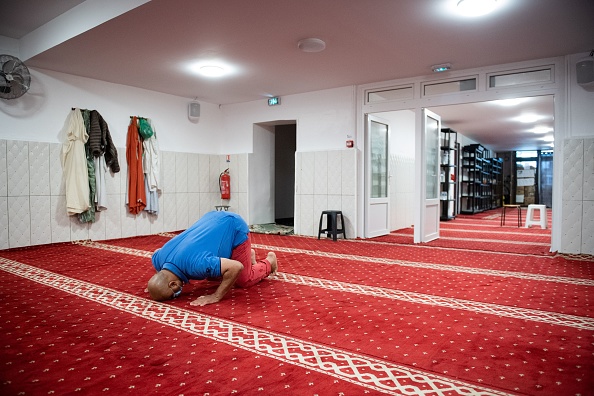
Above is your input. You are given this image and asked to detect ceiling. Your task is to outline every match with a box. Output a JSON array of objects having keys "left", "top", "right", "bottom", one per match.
[{"left": 1, "top": 0, "right": 593, "bottom": 152}]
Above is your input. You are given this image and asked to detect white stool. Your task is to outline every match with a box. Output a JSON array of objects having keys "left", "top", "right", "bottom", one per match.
[{"left": 525, "top": 204, "right": 547, "bottom": 229}]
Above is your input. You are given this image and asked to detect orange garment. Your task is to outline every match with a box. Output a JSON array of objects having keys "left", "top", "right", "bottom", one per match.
[{"left": 126, "top": 117, "right": 146, "bottom": 214}]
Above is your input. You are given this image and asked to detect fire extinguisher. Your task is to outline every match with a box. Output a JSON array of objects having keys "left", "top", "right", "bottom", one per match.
[{"left": 219, "top": 168, "right": 230, "bottom": 199}]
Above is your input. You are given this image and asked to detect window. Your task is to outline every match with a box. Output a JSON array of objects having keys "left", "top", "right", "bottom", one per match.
[
  {"left": 423, "top": 78, "right": 477, "bottom": 96},
  {"left": 488, "top": 67, "right": 554, "bottom": 88},
  {"left": 366, "top": 85, "right": 413, "bottom": 103}
]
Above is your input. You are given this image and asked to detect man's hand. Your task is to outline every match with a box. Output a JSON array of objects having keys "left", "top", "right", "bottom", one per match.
[
  {"left": 189, "top": 259, "right": 243, "bottom": 306},
  {"left": 190, "top": 294, "right": 221, "bottom": 306}
]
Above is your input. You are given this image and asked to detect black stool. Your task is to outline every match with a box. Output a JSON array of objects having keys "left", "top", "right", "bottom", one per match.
[
  {"left": 501, "top": 204, "right": 522, "bottom": 227},
  {"left": 317, "top": 210, "right": 346, "bottom": 241}
]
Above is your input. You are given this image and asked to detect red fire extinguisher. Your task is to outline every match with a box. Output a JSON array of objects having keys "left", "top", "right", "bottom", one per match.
[{"left": 219, "top": 168, "right": 230, "bottom": 199}]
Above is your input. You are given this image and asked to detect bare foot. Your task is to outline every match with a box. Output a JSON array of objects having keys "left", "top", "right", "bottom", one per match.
[
  {"left": 251, "top": 249, "right": 257, "bottom": 265},
  {"left": 267, "top": 252, "right": 278, "bottom": 275}
]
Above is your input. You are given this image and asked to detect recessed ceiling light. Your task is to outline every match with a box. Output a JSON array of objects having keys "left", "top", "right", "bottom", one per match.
[
  {"left": 456, "top": 0, "right": 499, "bottom": 16},
  {"left": 513, "top": 114, "right": 545, "bottom": 123},
  {"left": 199, "top": 65, "right": 226, "bottom": 77},
  {"left": 542, "top": 135, "right": 554, "bottom": 142},
  {"left": 298, "top": 38, "right": 326, "bottom": 53},
  {"left": 529, "top": 126, "right": 553, "bottom": 134}
]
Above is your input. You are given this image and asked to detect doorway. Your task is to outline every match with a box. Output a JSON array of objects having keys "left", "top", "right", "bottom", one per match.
[
  {"left": 249, "top": 121, "right": 296, "bottom": 229},
  {"left": 274, "top": 124, "right": 296, "bottom": 226}
]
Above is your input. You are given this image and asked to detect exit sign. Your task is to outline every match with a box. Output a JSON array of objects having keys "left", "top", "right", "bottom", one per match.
[{"left": 268, "top": 97, "right": 281, "bottom": 106}]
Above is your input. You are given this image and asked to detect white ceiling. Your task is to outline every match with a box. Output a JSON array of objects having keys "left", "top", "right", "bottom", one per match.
[{"left": 1, "top": 0, "right": 593, "bottom": 152}]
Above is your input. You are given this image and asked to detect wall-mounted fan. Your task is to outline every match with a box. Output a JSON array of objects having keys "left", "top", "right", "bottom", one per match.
[{"left": 0, "top": 54, "right": 31, "bottom": 100}]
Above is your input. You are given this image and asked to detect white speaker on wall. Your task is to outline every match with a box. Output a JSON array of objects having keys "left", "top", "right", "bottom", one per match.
[
  {"left": 188, "top": 101, "right": 200, "bottom": 121},
  {"left": 576, "top": 55, "right": 594, "bottom": 92}
]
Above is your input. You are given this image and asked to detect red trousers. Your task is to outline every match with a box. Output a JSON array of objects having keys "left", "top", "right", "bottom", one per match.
[{"left": 231, "top": 235, "right": 272, "bottom": 288}]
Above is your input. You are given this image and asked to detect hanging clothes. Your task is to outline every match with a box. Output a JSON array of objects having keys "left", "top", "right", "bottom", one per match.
[
  {"left": 143, "top": 119, "right": 160, "bottom": 215},
  {"left": 126, "top": 116, "right": 146, "bottom": 214},
  {"left": 78, "top": 109, "right": 96, "bottom": 223},
  {"left": 94, "top": 154, "right": 108, "bottom": 211},
  {"left": 89, "top": 110, "right": 120, "bottom": 173},
  {"left": 61, "top": 109, "right": 91, "bottom": 215}
]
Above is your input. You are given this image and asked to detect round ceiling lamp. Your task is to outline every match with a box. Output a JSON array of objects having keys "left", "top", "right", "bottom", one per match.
[
  {"left": 199, "top": 65, "right": 226, "bottom": 77},
  {"left": 297, "top": 38, "right": 326, "bottom": 53},
  {"left": 456, "top": 0, "right": 499, "bottom": 16}
]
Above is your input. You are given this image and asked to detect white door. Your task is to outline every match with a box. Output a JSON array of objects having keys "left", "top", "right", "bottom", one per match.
[
  {"left": 420, "top": 109, "right": 441, "bottom": 242},
  {"left": 365, "top": 115, "right": 390, "bottom": 238}
]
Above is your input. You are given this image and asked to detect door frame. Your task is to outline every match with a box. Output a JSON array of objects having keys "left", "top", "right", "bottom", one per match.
[{"left": 364, "top": 114, "right": 391, "bottom": 238}]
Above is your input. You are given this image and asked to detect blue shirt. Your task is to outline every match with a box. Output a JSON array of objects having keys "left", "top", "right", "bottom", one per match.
[{"left": 151, "top": 211, "right": 249, "bottom": 283}]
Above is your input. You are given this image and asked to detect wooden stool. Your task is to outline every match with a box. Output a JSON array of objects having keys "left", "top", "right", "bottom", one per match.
[
  {"left": 525, "top": 204, "right": 548, "bottom": 229},
  {"left": 501, "top": 204, "right": 522, "bottom": 227},
  {"left": 317, "top": 210, "right": 346, "bottom": 241}
]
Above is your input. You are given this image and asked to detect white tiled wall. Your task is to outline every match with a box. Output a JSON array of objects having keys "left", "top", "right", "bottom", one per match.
[
  {"left": 0, "top": 139, "right": 248, "bottom": 249},
  {"left": 561, "top": 138, "right": 594, "bottom": 255},
  {"left": 295, "top": 149, "right": 358, "bottom": 238}
]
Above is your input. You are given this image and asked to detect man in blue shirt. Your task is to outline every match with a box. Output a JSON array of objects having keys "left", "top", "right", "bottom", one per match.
[{"left": 147, "top": 211, "right": 278, "bottom": 306}]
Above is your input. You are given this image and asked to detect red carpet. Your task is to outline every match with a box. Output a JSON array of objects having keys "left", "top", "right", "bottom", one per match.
[{"left": 1, "top": 209, "right": 593, "bottom": 395}]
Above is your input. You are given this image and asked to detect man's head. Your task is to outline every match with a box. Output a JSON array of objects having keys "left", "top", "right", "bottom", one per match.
[{"left": 147, "top": 270, "right": 183, "bottom": 301}]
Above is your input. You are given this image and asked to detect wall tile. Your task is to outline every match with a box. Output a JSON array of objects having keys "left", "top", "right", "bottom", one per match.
[
  {"left": 161, "top": 151, "right": 176, "bottom": 193},
  {"left": 175, "top": 152, "right": 188, "bottom": 193},
  {"left": 327, "top": 151, "right": 341, "bottom": 195},
  {"left": 341, "top": 149, "right": 357, "bottom": 195},
  {"left": 0, "top": 197, "right": 8, "bottom": 249},
  {"left": 341, "top": 195, "right": 356, "bottom": 239},
  {"left": 198, "top": 154, "right": 210, "bottom": 193},
  {"left": 561, "top": 200, "right": 582, "bottom": 254},
  {"left": 7, "top": 140, "right": 29, "bottom": 196},
  {"left": 50, "top": 195, "right": 71, "bottom": 243},
  {"left": 8, "top": 196, "right": 31, "bottom": 247},
  {"left": 583, "top": 139, "right": 594, "bottom": 201},
  {"left": 104, "top": 194, "right": 122, "bottom": 240},
  {"left": 187, "top": 192, "right": 201, "bottom": 225},
  {"left": 88, "top": 210, "right": 106, "bottom": 241},
  {"left": 313, "top": 194, "right": 328, "bottom": 232},
  {"left": 0, "top": 140, "right": 6, "bottom": 197},
  {"left": 562, "top": 139, "right": 583, "bottom": 201},
  {"left": 30, "top": 195, "right": 52, "bottom": 245},
  {"left": 582, "top": 201, "right": 594, "bottom": 255},
  {"left": 300, "top": 194, "right": 314, "bottom": 236},
  {"left": 70, "top": 215, "right": 89, "bottom": 242},
  {"left": 209, "top": 155, "right": 220, "bottom": 193},
  {"left": 176, "top": 192, "right": 189, "bottom": 230},
  {"left": 187, "top": 153, "right": 200, "bottom": 193},
  {"left": 137, "top": 211, "right": 153, "bottom": 236},
  {"left": 49, "top": 143, "right": 64, "bottom": 196},
  {"left": 162, "top": 192, "right": 178, "bottom": 232},
  {"left": 314, "top": 151, "right": 328, "bottom": 195},
  {"left": 300, "top": 152, "right": 315, "bottom": 195},
  {"left": 121, "top": 207, "right": 137, "bottom": 238},
  {"left": 29, "top": 142, "right": 51, "bottom": 196}
]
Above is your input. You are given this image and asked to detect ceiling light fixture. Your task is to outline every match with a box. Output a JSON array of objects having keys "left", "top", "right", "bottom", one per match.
[
  {"left": 456, "top": 0, "right": 499, "bottom": 17},
  {"left": 529, "top": 126, "right": 553, "bottom": 134},
  {"left": 199, "top": 65, "right": 226, "bottom": 77},
  {"left": 431, "top": 63, "right": 452, "bottom": 73},
  {"left": 298, "top": 38, "right": 326, "bottom": 53}
]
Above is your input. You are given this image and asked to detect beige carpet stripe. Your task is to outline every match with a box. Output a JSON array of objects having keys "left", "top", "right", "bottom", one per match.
[
  {"left": 76, "top": 241, "right": 594, "bottom": 330},
  {"left": 0, "top": 257, "right": 512, "bottom": 396},
  {"left": 389, "top": 233, "right": 550, "bottom": 247}
]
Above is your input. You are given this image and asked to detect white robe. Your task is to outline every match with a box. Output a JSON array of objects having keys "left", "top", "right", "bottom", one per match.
[
  {"left": 142, "top": 122, "right": 161, "bottom": 214},
  {"left": 61, "top": 109, "right": 90, "bottom": 215},
  {"left": 94, "top": 154, "right": 108, "bottom": 211}
]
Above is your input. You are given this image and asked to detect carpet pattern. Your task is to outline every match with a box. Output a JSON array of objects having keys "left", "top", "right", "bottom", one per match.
[{"left": 0, "top": 209, "right": 592, "bottom": 395}]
